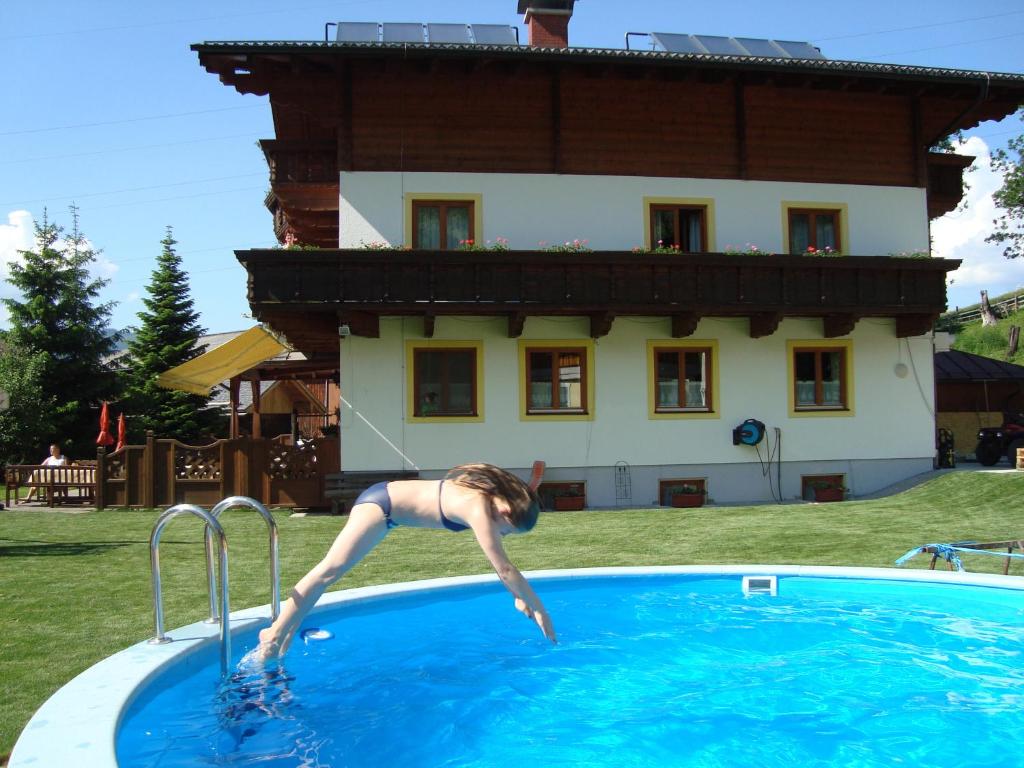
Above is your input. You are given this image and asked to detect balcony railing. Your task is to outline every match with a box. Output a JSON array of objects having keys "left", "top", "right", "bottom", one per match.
[{"left": 238, "top": 249, "right": 957, "bottom": 314}]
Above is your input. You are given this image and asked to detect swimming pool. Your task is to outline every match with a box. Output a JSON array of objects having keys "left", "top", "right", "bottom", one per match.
[{"left": 12, "top": 566, "right": 1024, "bottom": 767}]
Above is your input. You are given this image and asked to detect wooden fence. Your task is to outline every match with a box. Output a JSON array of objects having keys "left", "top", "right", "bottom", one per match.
[
  {"left": 942, "top": 293, "right": 1024, "bottom": 326},
  {"left": 95, "top": 431, "right": 339, "bottom": 510}
]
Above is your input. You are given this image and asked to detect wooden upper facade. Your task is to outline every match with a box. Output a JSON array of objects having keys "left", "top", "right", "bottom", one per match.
[{"left": 193, "top": 40, "right": 1024, "bottom": 246}]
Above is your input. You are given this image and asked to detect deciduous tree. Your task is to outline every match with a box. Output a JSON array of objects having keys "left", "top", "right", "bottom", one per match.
[{"left": 988, "top": 111, "right": 1024, "bottom": 260}]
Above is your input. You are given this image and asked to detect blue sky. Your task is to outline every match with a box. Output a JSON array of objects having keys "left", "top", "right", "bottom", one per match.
[{"left": 2, "top": 0, "right": 1022, "bottom": 334}]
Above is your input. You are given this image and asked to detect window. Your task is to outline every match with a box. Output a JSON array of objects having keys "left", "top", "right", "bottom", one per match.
[
  {"left": 518, "top": 340, "right": 594, "bottom": 420},
  {"left": 650, "top": 205, "right": 707, "bottom": 252},
  {"left": 643, "top": 197, "right": 716, "bottom": 252},
  {"left": 653, "top": 346, "right": 712, "bottom": 412},
  {"left": 788, "top": 209, "right": 839, "bottom": 254},
  {"left": 647, "top": 340, "right": 719, "bottom": 419},
  {"left": 527, "top": 348, "right": 586, "bottom": 413},
  {"left": 406, "top": 341, "right": 484, "bottom": 422},
  {"left": 792, "top": 345, "right": 848, "bottom": 410},
  {"left": 411, "top": 199, "right": 475, "bottom": 250}
]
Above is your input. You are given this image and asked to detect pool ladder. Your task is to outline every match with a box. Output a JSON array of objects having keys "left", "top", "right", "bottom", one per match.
[{"left": 148, "top": 496, "right": 280, "bottom": 675}]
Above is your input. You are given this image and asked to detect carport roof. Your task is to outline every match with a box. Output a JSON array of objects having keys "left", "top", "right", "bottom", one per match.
[{"left": 935, "top": 350, "right": 1024, "bottom": 382}]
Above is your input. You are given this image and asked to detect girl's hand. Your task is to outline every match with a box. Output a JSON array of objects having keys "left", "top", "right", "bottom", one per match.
[{"left": 515, "top": 598, "right": 558, "bottom": 644}]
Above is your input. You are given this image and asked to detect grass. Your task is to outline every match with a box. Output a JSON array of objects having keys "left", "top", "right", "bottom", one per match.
[
  {"left": 952, "top": 307, "right": 1024, "bottom": 367},
  {"left": 1, "top": 470, "right": 1023, "bottom": 757}
]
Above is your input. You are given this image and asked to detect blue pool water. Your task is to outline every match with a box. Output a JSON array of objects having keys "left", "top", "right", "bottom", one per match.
[{"left": 117, "top": 575, "right": 1024, "bottom": 767}]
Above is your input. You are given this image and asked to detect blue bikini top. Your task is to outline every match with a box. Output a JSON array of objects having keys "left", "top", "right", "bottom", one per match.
[{"left": 438, "top": 480, "right": 469, "bottom": 532}]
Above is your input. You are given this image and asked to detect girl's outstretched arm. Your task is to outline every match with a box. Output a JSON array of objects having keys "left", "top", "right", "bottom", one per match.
[{"left": 470, "top": 518, "right": 557, "bottom": 644}]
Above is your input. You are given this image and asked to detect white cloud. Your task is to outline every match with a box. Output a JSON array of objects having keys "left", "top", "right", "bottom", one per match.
[
  {"left": 0, "top": 209, "right": 121, "bottom": 325},
  {"left": 0, "top": 209, "right": 35, "bottom": 325},
  {"left": 933, "top": 136, "right": 1024, "bottom": 310}
]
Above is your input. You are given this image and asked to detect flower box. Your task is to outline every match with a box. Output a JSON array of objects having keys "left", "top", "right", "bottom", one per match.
[
  {"left": 553, "top": 495, "right": 585, "bottom": 511},
  {"left": 813, "top": 487, "right": 845, "bottom": 502},
  {"left": 670, "top": 492, "right": 705, "bottom": 508}
]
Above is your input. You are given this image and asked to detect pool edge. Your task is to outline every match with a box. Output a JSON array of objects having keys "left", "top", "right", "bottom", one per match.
[{"left": 10, "top": 565, "right": 1024, "bottom": 767}]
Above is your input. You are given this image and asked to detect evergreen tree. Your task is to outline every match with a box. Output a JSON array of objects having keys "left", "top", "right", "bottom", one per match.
[
  {"left": 123, "top": 227, "right": 224, "bottom": 441},
  {"left": 1, "top": 208, "right": 118, "bottom": 458},
  {"left": 988, "top": 111, "right": 1024, "bottom": 260}
]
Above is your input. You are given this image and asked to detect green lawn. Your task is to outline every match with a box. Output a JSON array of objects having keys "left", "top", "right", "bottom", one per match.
[{"left": 1, "top": 470, "right": 1022, "bottom": 758}]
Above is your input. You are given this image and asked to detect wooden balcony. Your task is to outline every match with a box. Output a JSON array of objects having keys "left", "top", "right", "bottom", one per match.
[
  {"left": 235, "top": 249, "right": 960, "bottom": 355},
  {"left": 261, "top": 141, "right": 339, "bottom": 247}
]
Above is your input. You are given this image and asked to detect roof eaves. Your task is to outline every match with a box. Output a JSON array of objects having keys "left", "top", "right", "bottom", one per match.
[{"left": 191, "top": 40, "right": 1024, "bottom": 85}]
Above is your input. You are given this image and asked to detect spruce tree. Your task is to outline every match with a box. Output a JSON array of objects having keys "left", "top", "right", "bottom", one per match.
[
  {"left": 124, "top": 227, "right": 225, "bottom": 441},
  {"left": 1, "top": 208, "right": 118, "bottom": 458}
]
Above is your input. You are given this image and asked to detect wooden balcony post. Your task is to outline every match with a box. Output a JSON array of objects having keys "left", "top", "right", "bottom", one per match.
[
  {"left": 143, "top": 431, "right": 156, "bottom": 509},
  {"left": 95, "top": 447, "right": 106, "bottom": 510},
  {"left": 251, "top": 377, "right": 262, "bottom": 439},
  {"left": 229, "top": 376, "right": 241, "bottom": 438}
]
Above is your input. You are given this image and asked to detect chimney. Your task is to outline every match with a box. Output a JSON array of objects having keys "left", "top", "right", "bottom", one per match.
[{"left": 518, "top": 0, "right": 577, "bottom": 48}]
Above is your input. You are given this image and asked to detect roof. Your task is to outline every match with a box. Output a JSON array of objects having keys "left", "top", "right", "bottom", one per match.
[
  {"left": 191, "top": 40, "right": 1024, "bottom": 87},
  {"left": 935, "top": 350, "right": 1024, "bottom": 382}
]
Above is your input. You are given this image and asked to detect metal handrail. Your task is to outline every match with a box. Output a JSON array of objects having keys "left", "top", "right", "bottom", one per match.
[
  {"left": 205, "top": 496, "right": 281, "bottom": 623},
  {"left": 149, "top": 504, "right": 231, "bottom": 675}
]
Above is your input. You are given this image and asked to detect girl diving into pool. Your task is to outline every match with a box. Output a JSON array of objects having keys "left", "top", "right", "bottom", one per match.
[{"left": 257, "top": 463, "right": 556, "bottom": 658}]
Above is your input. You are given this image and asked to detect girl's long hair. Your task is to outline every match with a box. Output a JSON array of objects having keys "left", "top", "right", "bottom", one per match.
[{"left": 446, "top": 463, "right": 541, "bottom": 531}]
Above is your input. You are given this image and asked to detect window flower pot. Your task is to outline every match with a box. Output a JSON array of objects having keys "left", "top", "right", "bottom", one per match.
[
  {"left": 813, "top": 487, "right": 845, "bottom": 502},
  {"left": 670, "top": 492, "right": 705, "bottom": 508},
  {"left": 553, "top": 495, "right": 585, "bottom": 511}
]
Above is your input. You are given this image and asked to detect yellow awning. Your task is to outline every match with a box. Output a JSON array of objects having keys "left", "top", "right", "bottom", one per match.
[{"left": 156, "top": 326, "right": 289, "bottom": 396}]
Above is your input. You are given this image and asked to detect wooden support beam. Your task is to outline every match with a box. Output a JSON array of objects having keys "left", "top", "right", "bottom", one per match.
[
  {"left": 590, "top": 311, "right": 615, "bottom": 338},
  {"left": 749, "top": 312, "right": 782, "bottom": 339},
  {"left": 422, "top": 313, "right": 436, "bottom": 338},
  {"left": 671, "top": 312, "right": 701, "bottom": 338},
  {"left": 250, "top": 377, "right": 262, "bottom": 439},
  {"left": 508, "top": 312, "right": 527, "bottom": 338},
  {"left": 823, "top": 314, "right": 858, "bottom": 338},
  {"left": 896, "top": 313, "right": 936, "bottom": 338},
  {"left": 229, "top": 377, "right": 241, "bottom": 439}
]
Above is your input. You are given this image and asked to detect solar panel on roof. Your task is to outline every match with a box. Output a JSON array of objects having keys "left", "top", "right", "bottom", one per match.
[
  {"left": 734, "top": 37, "right": 786, "bottom": 57},
  {"left": 470, "top": 24, "right": 519, "bottom": 45},
  {"left": 383, "top": 22, "right": 425, "bottom": 43},
  {"left": 774, "top": 40, "right": 826, "bottom": 60},
  {"left": 649, "top": 33, "right": 706, "bottom": 54},
  {"left": 694, "top": 35, "right": 746, "bottom": 56},
  {"left": 337, "top": 22, "right": 380, "bottom": 43},
  {"left": 651, "top": 32, "right": 826, "bottom": 60},
  {"left": 427, "top": 23, "right": 473, "bottom": 44}
]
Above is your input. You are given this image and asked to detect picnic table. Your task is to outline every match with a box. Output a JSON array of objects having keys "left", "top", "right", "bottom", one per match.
[{"left": 4, "top": 463, "right": 97, "bottom": 506}]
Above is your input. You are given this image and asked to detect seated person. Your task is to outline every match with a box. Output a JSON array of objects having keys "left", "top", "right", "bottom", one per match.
[{"left": 25, "top": 444, "right": 69, "bottom": 501}]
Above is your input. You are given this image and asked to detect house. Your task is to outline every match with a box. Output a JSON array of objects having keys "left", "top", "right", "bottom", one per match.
[{"left": 191, "top": 1, "right": 1024, "bottom": 506}]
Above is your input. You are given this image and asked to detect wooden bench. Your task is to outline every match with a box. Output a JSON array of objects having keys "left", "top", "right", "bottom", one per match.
[
  {"left": 324, "top": 470, "right": 419, "bottom": 515},
  {"left": 5, "top": 464, "right": 97, "bottom": 507}
]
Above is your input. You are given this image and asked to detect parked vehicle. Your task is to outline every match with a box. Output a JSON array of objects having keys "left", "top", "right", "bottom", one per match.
[{"left": 975, "top": 411, "right": 1024, "bottom": 466}]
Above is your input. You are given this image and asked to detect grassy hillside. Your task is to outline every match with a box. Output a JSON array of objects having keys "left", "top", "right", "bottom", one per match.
[{"left": 951, "top": 307, "right": 1024, "bottom": 366}]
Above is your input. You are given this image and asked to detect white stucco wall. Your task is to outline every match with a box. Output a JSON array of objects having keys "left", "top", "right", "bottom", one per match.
[
  {"left": 338, "top": 171, "right": 930, "bottom": 255},
  {"left": 338, "top": 316, "right": 936, "bottom": 483}
]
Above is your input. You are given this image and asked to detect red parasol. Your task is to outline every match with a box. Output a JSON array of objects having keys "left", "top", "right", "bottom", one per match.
[
  {"left": 96, "top": 401, "right": 115, "bottom": 447},
  {"left": 115, "top": 412, "right": 127, "bottom": 452}
]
